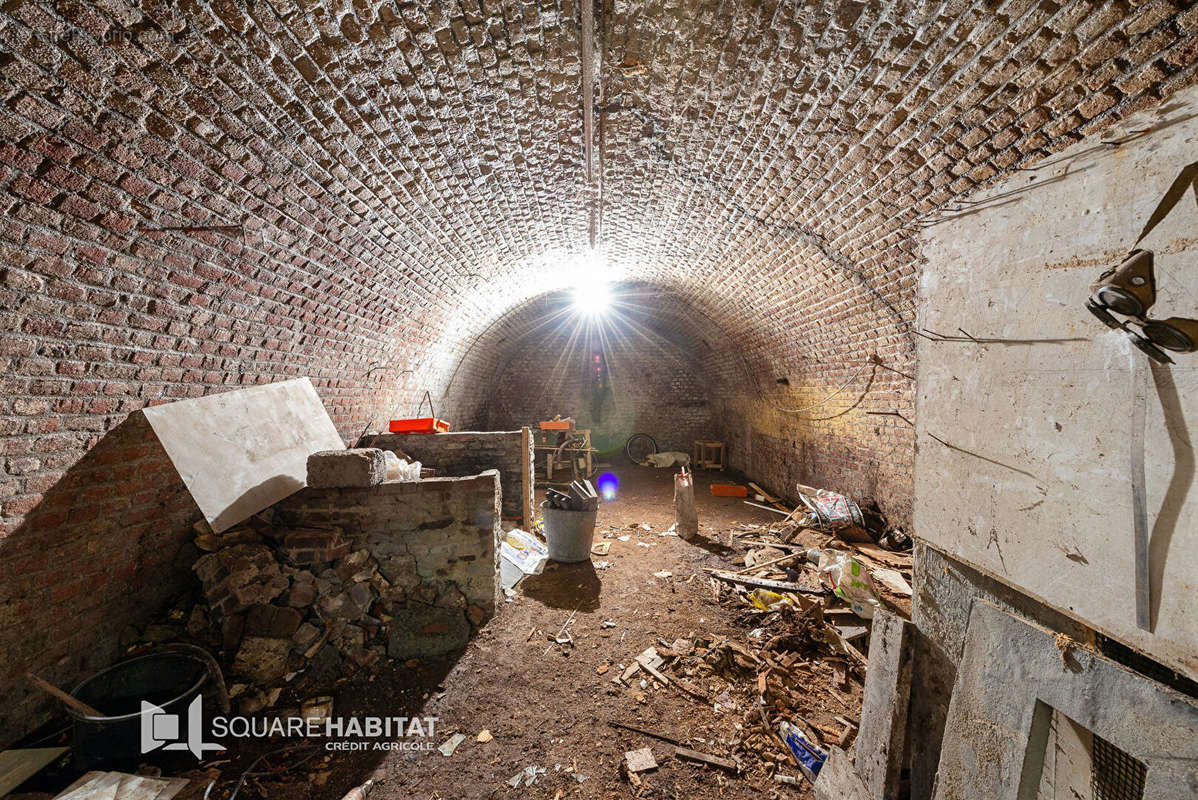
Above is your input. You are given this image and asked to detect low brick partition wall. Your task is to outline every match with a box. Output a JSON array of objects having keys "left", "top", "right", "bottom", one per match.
[
  {"left": 362, "top": 431, "right": 532, "bottom": 524},
  {"left": 273, "top": 471, "right": 501, "bottom": 660}
]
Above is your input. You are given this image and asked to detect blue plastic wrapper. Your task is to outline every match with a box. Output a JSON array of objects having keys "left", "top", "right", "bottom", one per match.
[{"left": 779, "top": 721, "right": 827, "bottom": 777}]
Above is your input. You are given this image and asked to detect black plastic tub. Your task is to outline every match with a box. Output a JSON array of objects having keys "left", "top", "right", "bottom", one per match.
[{"left": 66, "top": 650, "right": 210, "bottom": 769}]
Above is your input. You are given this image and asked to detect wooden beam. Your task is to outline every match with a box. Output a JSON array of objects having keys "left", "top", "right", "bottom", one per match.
[{"left": 520, "top": 426, "right": 533, "bottom": 527}]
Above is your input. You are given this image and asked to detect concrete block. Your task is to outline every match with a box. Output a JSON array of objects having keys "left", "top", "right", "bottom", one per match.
[
  {"left": 306, "top": 448, "right": 386, "bottom": 488},
  {"left": 933, "top": 601, "right": 1198, "bottom": 800},
  {"left": 814, "top": 746, "right": 871, "bottom": 800},
  {"left": 856, "top": 607, "right": 913, "bottom": 800}
]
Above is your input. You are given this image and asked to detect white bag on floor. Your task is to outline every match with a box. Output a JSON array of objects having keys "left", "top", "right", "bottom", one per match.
[{"left": 646, "top": 451, "right": 690, "bottom": 468}]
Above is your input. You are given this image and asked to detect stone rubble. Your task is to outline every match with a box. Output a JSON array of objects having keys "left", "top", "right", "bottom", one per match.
[{"left": 134, "top": 509, "right": 396, "bottom": 713}]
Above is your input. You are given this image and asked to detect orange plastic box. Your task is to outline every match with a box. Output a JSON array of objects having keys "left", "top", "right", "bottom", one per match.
[
  {"left": 539, "top": 419, "right": 573, "bottom": 430},
  {"left": 709, "top": 484, "right": 748, "bottom": 497},
  {"left": 389, "top": 418, "right": 451, "bottom": 434}
]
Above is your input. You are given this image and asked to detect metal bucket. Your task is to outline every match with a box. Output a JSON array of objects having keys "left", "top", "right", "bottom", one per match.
[
  {"left": 66, "top": 650, "right": 210, "bottom": 769},
  {"left": 541, "top": 501, "right": 598, "bottom": 562}
]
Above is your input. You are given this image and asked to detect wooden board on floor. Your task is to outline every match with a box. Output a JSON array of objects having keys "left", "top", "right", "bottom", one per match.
[
  {"left": 54, "top": 771, "right": 189, "bottom": 800},
  {"left": 0, "top": 746, "right": 68, "bottom": 796},
  {"left": 521, "top": 426, "right": 533, "bottom": 526}
]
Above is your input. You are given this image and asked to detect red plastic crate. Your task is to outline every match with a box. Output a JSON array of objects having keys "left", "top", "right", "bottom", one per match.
[
  {"left": 389, "top": 417, "right": 450, "bottom": 434},
  {"left": 709, "top": 484, "right": 748, "bottom": 497}
]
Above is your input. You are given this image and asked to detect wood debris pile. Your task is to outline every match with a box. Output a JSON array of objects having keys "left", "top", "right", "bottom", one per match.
[{"left": 606, "top": 495, "right": 914, "bottom": 791}]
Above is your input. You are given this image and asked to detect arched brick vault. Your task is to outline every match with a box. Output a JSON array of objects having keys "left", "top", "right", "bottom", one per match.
[
  {"left": 438, "top": 275, "right": 912, "bottom": 520},
  {"left": 0, "top": 0, "right": 1196, "bottom": 739}
]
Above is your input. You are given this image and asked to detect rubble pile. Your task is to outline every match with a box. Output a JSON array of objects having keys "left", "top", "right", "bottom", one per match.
[
  {"left": 608, "top": 586, "right": 866, "bottom": 783},
  {"left": 605, "top": 487, "right": 914, "bottom": 789},
  {"left": 132, "top": 511, "right": 395, "bottom": 713}
]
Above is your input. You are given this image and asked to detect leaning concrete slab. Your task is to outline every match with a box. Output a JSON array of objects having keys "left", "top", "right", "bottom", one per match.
[
  {"left": 855, "top": 608, "right": 913, "bottom": 800},
  {"left": 814, "top": 746, "right": 871, "bottom": 800},
  {"left": 933, "top": 601, "right": 1198, "bottom": 800},
  {"left": 144, "top": 377, "right": 344, "bottom": 531}
]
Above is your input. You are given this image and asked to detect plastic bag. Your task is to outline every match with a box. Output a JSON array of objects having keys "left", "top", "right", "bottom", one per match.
[
  {"left": 382, "top": 450, "right": 422, "bottom": 482},
  {"left": 645, "top": 451, "right": 690, "bottom": 468},
  {"left": 748, "top": 589, "right": 801, "bottom": 612},
  {"left": 499, "top": 528, "right": 548, "bottom": 591},
  {"left": 801, "top": 488, "right": 864, "bottom": 530},
  {"left": 817, "top": 548, "right": 884, "bottom": 618}
]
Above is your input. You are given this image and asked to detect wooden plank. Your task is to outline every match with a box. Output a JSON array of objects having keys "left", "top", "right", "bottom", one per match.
[
  {"left": 520, "top": 426, "right": 533, "bottom": 527},
  {"left": 733, "top": 550, "right": 804, "bottom": 575},
  {"left": 54, "top": 771, "right": 186, "bottom": 800},
  {"left": 55, "top": 771, "right": 121, "bottom": 800},
  {"left": 747, "top": 482, "right": 778, "bottom": 502},
  {"left": 854, "top": 609, "right": 913, "bottom": 800},
  {"left": 151, "top": 777, "right": 190, "bottom": 800},
  {"left": 0, "top": 747, "right": 68, "bottom": 796},
  {"left": 674, "top": 746, "right": 739, "bottom": 772},
  {"left": 850, "top": 543, "right": 912, "bottom": 568},
  {"left": 813, "top": 746, "right": 871, "bottom": 800},
  {"left": 26, "top": 672, "right": 104, "bottom": 717},
  {"left": 636, "top": 654, "right": 671, "bottom": 686},
  {"left": 705, "top": 569, "right": 825, "bottom": 596},
  {"left": 742, "top": 501, "right": 791, "bottom": 516}
]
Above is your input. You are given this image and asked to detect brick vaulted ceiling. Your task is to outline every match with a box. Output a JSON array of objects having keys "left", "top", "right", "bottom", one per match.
[{"left": 1, "top": 1, "right": 1196, "bottom": 526}]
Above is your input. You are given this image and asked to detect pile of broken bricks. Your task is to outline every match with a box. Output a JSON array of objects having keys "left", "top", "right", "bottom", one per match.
[
  {"left": 125, "top": 448, "right": 429, "bottom": 714},
  {"left": 185, "top": 511, "right": 391, "bottom": 712}
]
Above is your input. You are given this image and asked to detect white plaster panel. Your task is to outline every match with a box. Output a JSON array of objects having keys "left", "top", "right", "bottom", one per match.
[
  {"left": 143, "top": 378, "right": 345, "bottom": 532},
  {"left": 916, "top": 88, "right": 1198, "bottom": 680}
]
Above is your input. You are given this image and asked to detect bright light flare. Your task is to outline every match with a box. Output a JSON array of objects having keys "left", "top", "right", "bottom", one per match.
[
  {"left": 597, "top": 472, "right": 619, "bottom": 500},
  {"left": 562, "top": 251, "right": 612, "bottom": 317},
  {"left": 572, "top": 278, "right": 611, "bottom": 317}
]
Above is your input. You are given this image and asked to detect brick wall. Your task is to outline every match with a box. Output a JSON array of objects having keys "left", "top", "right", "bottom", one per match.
[
  {"left": 360, "top": 431, "right": 532, "bottom": 524},
  {"left": 272, "top": 471, "right": 501, "bottom": 660},
  {"left": 0, "top": 412, "right": 200, "bottom": 744},
  {"left": 483, "top": 309, "right": 715, "bottom": 456}
]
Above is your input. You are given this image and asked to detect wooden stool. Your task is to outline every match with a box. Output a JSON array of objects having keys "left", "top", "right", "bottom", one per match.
[{"left": 693, "top": 441, "right": 725, "bottom": 470}]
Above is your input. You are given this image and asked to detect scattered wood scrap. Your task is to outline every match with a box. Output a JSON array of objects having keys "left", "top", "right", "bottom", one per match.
[
  {"left": 705, "top": 570, "right": 825, "bottom": 595},
  {"left": 674, "top": 746, "right": 739, "bottom": 772}
]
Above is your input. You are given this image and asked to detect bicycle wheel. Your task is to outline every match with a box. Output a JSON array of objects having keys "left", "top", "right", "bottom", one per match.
[{"left": 624, "top": 433, "right": 658, "bottom": 464}]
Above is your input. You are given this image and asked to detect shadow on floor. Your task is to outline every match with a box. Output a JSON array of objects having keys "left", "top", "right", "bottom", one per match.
[{"left": 520, "top": 561, "right": 602, "bottom": 612}]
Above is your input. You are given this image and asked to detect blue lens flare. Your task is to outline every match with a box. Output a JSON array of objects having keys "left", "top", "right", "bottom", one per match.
[{"left": 597, "top": 472, "right": 618, "bottom": 500}]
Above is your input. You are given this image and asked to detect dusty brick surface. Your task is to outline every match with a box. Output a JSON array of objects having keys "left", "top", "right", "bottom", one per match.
[
  {"left": 362, "top": 431, "right": 531, "bottom": 521},
  {"left": 0, "top": 0, "right": 1196, "bottom": 742}
]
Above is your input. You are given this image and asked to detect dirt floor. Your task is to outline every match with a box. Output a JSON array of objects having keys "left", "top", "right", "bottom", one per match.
[
  {"left": 16, "top": 465, "right": 894, "bottom": 800},
  {"left": 223, "top": 465, "right": 873, "bottom": 800}
]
